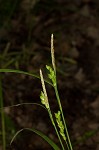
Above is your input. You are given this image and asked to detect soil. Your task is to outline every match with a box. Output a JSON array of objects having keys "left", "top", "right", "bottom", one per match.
[{"left": 0, "top": 0, "right": 99, "bottom": 150}]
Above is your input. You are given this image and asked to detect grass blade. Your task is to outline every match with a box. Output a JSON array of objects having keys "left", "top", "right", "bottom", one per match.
[
  {"left": 0, "top": 102, "right": 47, "bottom": 110},
  {"left": 0, "top": 69, "right": 52, "bottom": 86},
  {"left": 10, "top": 128, "right": 61, "bottom": 150},
  {"left": 0, "top": 75, "right": 6, "bottom": 150}
]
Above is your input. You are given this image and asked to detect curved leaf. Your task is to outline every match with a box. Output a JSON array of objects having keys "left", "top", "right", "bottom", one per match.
[
  {"left": 0, "top": 69, "right": 52, "bottom": 86},
  {"left": 11, "top": 128, "right": 61, "bottom": 150},
  {"left": 0, "top": 102, "right": 46, "bottom": 110}
]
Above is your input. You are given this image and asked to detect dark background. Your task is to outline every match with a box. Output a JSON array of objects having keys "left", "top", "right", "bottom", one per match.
[{"left": 0, "top": 0, "right": 99, "bottom": 150}]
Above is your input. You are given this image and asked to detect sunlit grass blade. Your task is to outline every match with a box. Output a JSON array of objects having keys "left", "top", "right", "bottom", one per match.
[
  {"left": 0, "top": 69, "right": 52, "bottom": 86},
  {"left": 10, "top": 128, "right": 61, "bottom": 150}
]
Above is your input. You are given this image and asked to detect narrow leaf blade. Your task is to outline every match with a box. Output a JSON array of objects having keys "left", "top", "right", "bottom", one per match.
[
  {"left": 0, "top": 69, "right": 52, "bottom": 86},
  {"left": 11, "top": 128, "right": 61, "bottom": 150}
]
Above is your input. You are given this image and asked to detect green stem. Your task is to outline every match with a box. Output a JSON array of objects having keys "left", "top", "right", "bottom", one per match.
[
  {"left": 0, "top": 75, "right": 6, "bottom": 150},
  {"left": 48, "top": 108, "right": 65, "bottom": 150},
  {"left": 54, "top": 85, "right": 73, "bottom": 150}
]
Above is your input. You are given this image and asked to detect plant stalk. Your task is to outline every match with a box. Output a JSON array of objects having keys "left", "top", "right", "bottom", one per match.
[
  {"left": 0, "top": 74, "right": 6, "bottom": 150},
  {"left": 48, "top": 108, "right": 65, "bottom": 150},
  {"left": 54, "top": 85, "right": 73, "bottom": 150}
]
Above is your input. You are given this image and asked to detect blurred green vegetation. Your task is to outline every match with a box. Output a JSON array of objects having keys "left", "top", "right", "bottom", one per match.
[
  {"left": 0, "top": 0, "right": 20, "bottom": 28},
  {"left": 0, "top": 114, "right": 16, "bottom": 147}
]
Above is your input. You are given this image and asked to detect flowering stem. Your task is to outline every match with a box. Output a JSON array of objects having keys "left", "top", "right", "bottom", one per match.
[
  {"left": 48, "top": 108, "right": 65, "bottom": 150},
  {"left": 54, "top": 85, "right": 73, "bottom": 150},
  {"left": 40, "top": 69, "right": 65, "bottom": 150}
]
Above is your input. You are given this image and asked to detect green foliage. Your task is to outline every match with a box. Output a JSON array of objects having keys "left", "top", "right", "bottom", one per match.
[
  {"left": 74, "top": 129, "right": 99, "bottom": 145},
  {"left": 0, "top": 75, "right": 6, "bottom": 150},
  {"left": 2, "top": 114, "right": 16, "bottom": 145},
  {"left": 0, "top": 43, "right": 15, "bottom": 68},
  {"left": 0, "top": 34, "right": 73, "bottom": 150},
  {"left": 11, "top": 128, "right": 61, "bottom": 150},
  {"left": 1, "top": 34, "right": 97, "bottom": 149},
  {"left": 0, "top": 117, "right": 16, "bottom": 146}
]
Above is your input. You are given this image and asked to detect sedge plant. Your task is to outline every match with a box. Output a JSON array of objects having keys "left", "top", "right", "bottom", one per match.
[
  {"left": 0, "top": 34, "right": 73, "bottom": 150},
  {"left": 39, "top": 34, "right": 73, "bottom": 150}
]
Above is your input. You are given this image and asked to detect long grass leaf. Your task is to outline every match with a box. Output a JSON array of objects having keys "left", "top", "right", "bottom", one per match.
[
  {"left": 0, "top": 69, "right": 52, "bottom": 86},
  {"left": 0, "top": 102, "right": 46, "bottom": 110},
  {"left": 10, "top": 128, "right": 61, "bottom": 150},
  {"left": 0, "top": 75, "right": 6, "bottom": 150}
]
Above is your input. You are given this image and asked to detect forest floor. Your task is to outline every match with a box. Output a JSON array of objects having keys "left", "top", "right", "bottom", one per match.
[{"left": 0, "top": 0, "right": 99, "bottom": 150}]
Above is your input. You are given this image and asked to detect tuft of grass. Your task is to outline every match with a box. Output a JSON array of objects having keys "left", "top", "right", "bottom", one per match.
[
  {"left": 39, "top": 34, "right": 73, "bottom": 150},
  {"left": 0, "top": 34, "right": 73, "bottom": 150},
  {"left": 0, "top": 34, "right": 98, "bottom": 149}
]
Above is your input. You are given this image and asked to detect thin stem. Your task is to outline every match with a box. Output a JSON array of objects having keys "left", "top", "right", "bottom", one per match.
[
  {"left": 48, "top": 108, "right": 65, "bottom": 150},
  {"left": 0, "top": 75, "right": 6, "bottom": 150},
  {"left": 40, "top": 69, "right": 65, "bottom": 150},
  {"left": 54, "top": 85, "right": 73, "bottom": 150}
]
